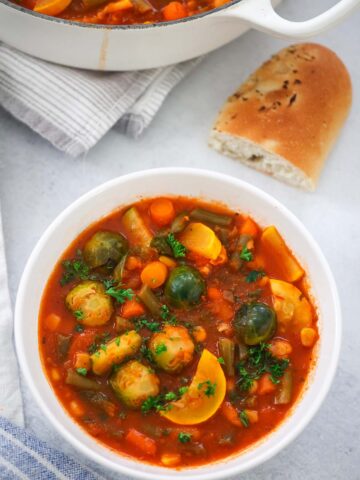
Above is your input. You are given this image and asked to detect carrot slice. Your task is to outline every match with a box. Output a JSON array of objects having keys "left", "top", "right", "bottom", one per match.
[
  {"left": 240, "top": 217, "right": 258, "bottom": 237},
  {"left": 140, "top": 261, "right": 168, "bottom": 289},
  {"left": 34, "top": 0, "right": 72, "bottom": 16},
  {"left": 121, "top": 299, "right": 145, "bottom": 318},
  {"left": 257, "top": 373, "right": 277, "bottom": 395},
  {"left": 162, "top": 1, "right": 187, "bottom": 21},
  {"left": 149, "top": 199, "right": 175, "bottom": 227},
  {"left": 125, "top": 428, "right": 157, "bottom": 456}
]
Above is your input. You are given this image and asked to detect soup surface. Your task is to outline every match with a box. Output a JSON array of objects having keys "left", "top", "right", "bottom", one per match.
[
  {"left": 39, "top": 197, "right": 318, "bottom": 468},
  {"left": 12, "top": 0, "right": 229, "bottom": 25}
]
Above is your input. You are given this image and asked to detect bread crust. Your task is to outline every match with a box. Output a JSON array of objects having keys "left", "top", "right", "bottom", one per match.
[{"left": 210, "top": 43, "right": 352, "bottom": 188}]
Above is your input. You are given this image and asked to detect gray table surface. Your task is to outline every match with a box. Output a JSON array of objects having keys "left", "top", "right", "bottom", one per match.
[{"left": 1, "top": 0, "right": 360, "bottom": 478}]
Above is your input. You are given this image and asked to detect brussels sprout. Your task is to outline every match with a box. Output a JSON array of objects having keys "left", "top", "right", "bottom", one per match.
[
  {"left": 234, "top": 302, "right": 277, "bottom": 345},
  {"left": 110, "top": 360, "right": 160, "bottom": 409},
  {"left": 165, "top": 266, "right": 205, "bottom": 308},
  {"left": 83, "top": 231, "right": 128, "bottom": 270},
  {"left": 66, "top": 281, "right": 113, "bottom": 326},
  {"left": 149, "top": 325, "right": 194, "bottom": 374}
]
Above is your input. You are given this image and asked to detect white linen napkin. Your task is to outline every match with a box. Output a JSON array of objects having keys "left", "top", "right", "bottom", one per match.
[
  {"left": 0, "top": 43, "right": 201, "bottom": 157},
  {"left": 0, "top": 207, "right": 24, "bottom": 427}
]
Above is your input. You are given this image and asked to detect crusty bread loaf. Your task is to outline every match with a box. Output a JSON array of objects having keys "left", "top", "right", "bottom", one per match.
[{"left": 209, "top": 43, "right": 352, "bottom": 191}]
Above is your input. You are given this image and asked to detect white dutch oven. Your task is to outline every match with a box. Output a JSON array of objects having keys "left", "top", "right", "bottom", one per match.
[
  {"left": 0, "top": 0, "right": 359, "bottom": 70},
  {"left": 15, "top": 168, "right": 341, "bottom": 480}
]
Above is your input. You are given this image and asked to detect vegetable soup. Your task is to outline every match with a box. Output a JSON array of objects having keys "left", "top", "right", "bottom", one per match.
[{"left": 39, "top": 197, "right": 318, "bottom": 468}]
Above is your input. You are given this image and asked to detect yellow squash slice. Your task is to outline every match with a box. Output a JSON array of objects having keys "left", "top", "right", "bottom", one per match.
[
  {"left": 162, "top": 349, "right": 226, "bottom": 425},
  {"left": 180, "top": 223, "right": 222, "bottom": 260},
  {"left": 270, "top": 279, "right": 312, "bottom": 331},
  {"left": 34, "top": 0, "right": 72, "bottom": 16}
]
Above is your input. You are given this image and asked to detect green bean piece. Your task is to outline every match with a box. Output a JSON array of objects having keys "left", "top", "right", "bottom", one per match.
[
  {"left": 189, "top": 208, "right": 233, "bottom": 227},
  {"left": 170, "top": 212, "right": 189, "bottom": 234},
  {"left": 138, "top": 284, "right": 162, "bottom": 317},
  {"left": 113, "top": 252, "right": 128, "bottom": 283},
  {"left": 219, "top": 338, "right": 235, "bottom": 376},
  {"left": 274, "top": 370, "right": 293, "bottom": 405},
  {"left": 65, "top": 370, "right": 102, "bottom": 391},
  {"left": 80, "top": 391, "right": 117, "bottom": 416},
  {"left": 229, "top": 234, "right": 251, "bottom": 271}
]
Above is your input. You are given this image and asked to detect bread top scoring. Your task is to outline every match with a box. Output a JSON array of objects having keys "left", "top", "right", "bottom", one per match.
[{"left": 213, "top": 43, "right": 352, "bottom": 182}]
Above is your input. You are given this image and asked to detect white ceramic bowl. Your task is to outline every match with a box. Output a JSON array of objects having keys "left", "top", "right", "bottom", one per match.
[{"left": 15, "top": 168, "right": 341, "bottom": 479}]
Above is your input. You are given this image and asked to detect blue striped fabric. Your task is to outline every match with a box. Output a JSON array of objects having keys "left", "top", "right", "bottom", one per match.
[{"left": 0, "top": 417, "right": 106, "bottom": 480}]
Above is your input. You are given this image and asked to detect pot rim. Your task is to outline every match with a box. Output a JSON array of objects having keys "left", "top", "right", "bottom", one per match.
[{"left": 0, "top": 0, "right": 241, "bottom": 30}]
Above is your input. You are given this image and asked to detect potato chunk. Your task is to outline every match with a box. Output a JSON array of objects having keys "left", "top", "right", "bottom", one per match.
[{"left": 66, "top": 281, "right": 113, "bottom": 326}]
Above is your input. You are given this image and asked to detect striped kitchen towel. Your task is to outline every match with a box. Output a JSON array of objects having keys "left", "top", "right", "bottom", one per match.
[
  {"left": 0, "top": 416, "right": 108, "bottom": 480},
  {"left": 0, "top": 43, "right": 201, "bottom": 157}
]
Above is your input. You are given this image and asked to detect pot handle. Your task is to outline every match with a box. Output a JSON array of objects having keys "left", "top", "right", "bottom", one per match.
[{"left": 219, "top": 0, "right": 360, "bottom": 38}]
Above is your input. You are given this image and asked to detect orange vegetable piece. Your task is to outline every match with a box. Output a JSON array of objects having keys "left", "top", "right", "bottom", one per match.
[
  {"left": 125, "top": 428, "right": 157, "bottom": 456},
  {"left": 34, "top": 0, "right": 71, "bottom": 15},
  {"left": 121, "top": 299, "right": 145, "bottom": 318},
  {"left": 161, "top": 453, "right": 181, "bottom": 467},
  {"left": 126, "top": 256, "right": 142, "bottom": 271},
  {"left": 162, "top": 349, "right": 226, "bottom": 425},
  {"left": 140, "top": 261, "right": 168, "bottom": 289},
  {"left": 261, "top": 226, "right": 304, "bottom": 282},
  {"left": 45, "top": 313, "right": 61, "bottom": 331},
  {"left": 181, "top": 223, "right": 222, "bottom": 260},
  {"left": 257, "top": 373, "right": 277, "bottom": 395},
  {"left": 192, "top": 325, "right": 207, "bottom": 343},
  {"left": 240, "top": 217, "right": 258, "bottom": 237},
  {"left": 162, "top": 1, "right": 187, "bottom": 21},
  {"left": 149, "top": 199, "right": 175, "bottom": 227},
  {"left": 221, "top": 401, "right": 242, "bottom": 427},
  {"left": 159, "top": 255, "right": 177, "bottom": 269},
  {"left": 207, "top": 287, "right": 222, "bottom": 301},
  {"left": 300, "top": 327, "right": 317, "bottom": 347},
  {"left": 74, "top": 352, "right": 91, "bottom": 371},
  {"left": 269, "top": 339, "right": 292, "bottom": 358},
  {"left": 245, "top": 409, "right": 259, "bottom": 424}
]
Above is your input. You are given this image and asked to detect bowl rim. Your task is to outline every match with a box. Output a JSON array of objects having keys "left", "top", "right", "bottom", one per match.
[
  {"left": 14, "top": 167, "right": 342, "bottom": 480},
  {"left": 0, "top": 0, "right": 240, "bottom": 30}
]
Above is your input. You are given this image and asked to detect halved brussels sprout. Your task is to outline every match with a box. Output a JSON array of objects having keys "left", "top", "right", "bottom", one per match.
[
  {"left": 83, "top": 231, "right": 128, "bottom": 270},
  {"left": 66, "top": 280, "right": 113, "bottom": 326},
  {"left": 234, "top": 302, "right": 277, "bottom": 345},
  {"left": 149, "top": 325, "right": 195, "bottom": 373},
  {"left": 165, "top": 266, "right": 205, "bottom": 308},
  {"left": 110, "top": 360, "right": 160, "bottom": 409}
]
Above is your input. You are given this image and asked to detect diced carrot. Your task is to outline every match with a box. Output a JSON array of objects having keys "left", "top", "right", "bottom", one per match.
[
  {"left": 162, "top": 1, "right": 187, "bottom": 20},
  {"left": 45, "top": 313, "right": 61, "bottom": 331},
  {"left": 245, "top": 409, "right": 259, "bottom": 424},
  {"left": 140, "top": 261, "right": 168, "bottom": 289},
  {"left": 221, "top": 401, "right": 242, "bottom": 427},
  {"left": 240, "top": 217, "right": 258, "bottom": 237},
  {"left": 51, "top": 368, "right": 61, "bottom": 382},
  {"left": 169, "top": 427, "right": 201, "bottom": 441},
  {"left": 69, "top": 400, "right": 85, "bottom": 417},
  {"left": 161, "top": 453, "right": 181, "bottom": 467},
  {"left": 74, "top": 352, "right": 91, "bottom": 370},
  {"left": 300, "top": 327, "right": 317, "bottom": 347},
  {"left": 226, "top": 377, "right": 235, "bottom": 392},
  {"left": 269, "top": 339, "right": 292, "bottom": 358},
  {"left": 257, "top": 373, "right": 277, "bottom": 395},
  {"left": 207, "top": 287, "right": 222, "bottom": 301},
  {"left": 192, "top": 325, "right": 207, "bottom": 342},
  {"left": 125, "top": 428, "right": 157, "bottom": 456},
  {"left": 215, "top": 300, "right": 234, "bottom": 322},
  {"left": 149, "top": 199, "right": 175, "bottom": 227},
  {"left": 126, "top": 256, "right": 142, "bottom": 271},
  {"left": 258, "top": 275, "right": 269, "bottom": 287},
  {"left": 121, "top": 299, "right": 145, "bottom": 319},
  {"left": 159, "top": 255, "right": 177, "bottom": 269}
]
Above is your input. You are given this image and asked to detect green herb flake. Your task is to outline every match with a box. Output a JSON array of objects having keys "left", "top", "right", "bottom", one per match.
[
  {"left": 100, "top": 344, "right": 107, "bottom": 352},
  {"left": 178, "top": 432, "right": 192, "bottom": 443},
  {"left": 178, "top": 386, "right": 189, "bottom": 396},
  {"left": 167, "top": 233, "right": 186, "bottom": 258},
  {"left": 74, "top": 324, "right": 84, "bottom": 333},
  {"left": 164, "top": 391, "right": 177, "bottom": 401},
  {"left": 115, "top": 337, "right": 121, "bottom": 347},
  {"left": 245, "top": 270, "right": 265, "bottom": 283},
  {"left": 240, "top": 246, "right": 253, "bottom": 262},
  {"left": 198, "top": 380, "right": 217, "bottom": 397},
  {"left": 218, "top": 357, "right": 225, "bottom": 365},
  {"left": 60, "top": 253, "right": 90, "bottom": 286},
  {"left": 105, "top": 285, "right": 134, "bottom": 304},
  {"left": 155, "top": 343, "right": 167, "bottom": 355},
  {"left": 239, "top": 410, "right": 249, "bottom": 428},
  {"left": 76, "top": 368, "right": 88, "bottom": 377},
  {"left": 135, "top": 318, "right": 161, "bottom": 333},
  {"left": 73, "top": 309, "right": 84, "bottom": 320}
]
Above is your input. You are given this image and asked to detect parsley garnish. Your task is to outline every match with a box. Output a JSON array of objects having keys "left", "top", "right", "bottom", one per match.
[
  {"left": 141, "top": 386, "right": 188, "bottom": 414},
  {"left": 178, "top": 386, "right": 189, "bottom": 395},
  {"left": 105, "top": 285, "right": 134, "bottom": 304},
  {"left": 178, "top": 432, "right": 192, "bottom": 443},
  {"left": 198, "top": 380, "right": 216, "bottom": 397},
  {"left": 237, "top": 343, "right": 289, "bottom": 390},
  {"left": 245, "top": 270, "right": 265, "bottom": 283},
  {"left": 140, "top": 344, "right": 154, "bottom": 363},
  {"left": 166, "top": 233, "right": 186, "bottom": 258},
  {"left": 239, "top": 410, "right": 249, "bottom": 428},
  {"left": 60, "top": 252, "right": 90, "bottom": 286},
  {"left": 155, "top": 343, "right": 167, "bottom": 355},
  {"left": 164, "top": 392, "right": 177, "bottom": 401},
  {"left": 115, "top": 337, "right": 121, "bottom": 347},
  {"left": 135, "top": 318, "right": 161, "bottom": 332},
  {"left": 73, "top": 309, "right": 84, "bottom": 320},
  {"left": 240, "top": 246, "right": 253, "bottom": 262},
  {"left": 218, "top": 357, "right": 225, "bottom": 365},
  {"left": 160, "top": 305, "right": 177, "bottom": 325},
  {"left": 74, "top": 324, "right": 84, "bottom": 333},
  {"left": 76, "top": 368, "right": 88, "bottom": 376}
]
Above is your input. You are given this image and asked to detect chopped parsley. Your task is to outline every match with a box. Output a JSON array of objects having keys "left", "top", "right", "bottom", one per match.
[
  {"left": 141, "top": 386, "right": 189, "bottom": 414},
  {"left": 164, "top": 392, "right": 177, "bottom": 401},
  {"left": 167, "top": 233, "right": 186, "bottom": 258},
  {"left": 76, "top": 368, "right": 88, "bottom": 376},
  {"left": 237, "top": 343, "right": 290, "bottom": 391},
  {"left": 115, "top": 337, "right": 121, "bottom": 347},
  {"left": 140, "top": 344, "right": 154, "bottom": 363},
  {"left": 178, "top": 386, "right": 189, "bottom": 396},
  {"left": 239, "top": 410, "right": 249, "bottom": 428},
  {"left": 245, "top": 270, "right": 265, "bottom": 283},
  {"left": 178, "top": 432, "right": 192, "bottom": 443},
  {"left": 240, "top": 246, "right": 253, "bottom": 262},
  {"left": 155, "top": 343, "right": 167, "bottom": 355},
  {"left": 198, "top": 380, "right": 217, "bottom": 397},
  {"left": 60, "top": 252, "right": 90, "bottom": 286},
  {"left": 160, "top": 305, "right": 177, "bottom": 325},
  {"left": 105, "top": 285, "right": 134, "bottom": 304},
  {"left": 74, "top": 324, "right": 84, "bottom": 333},
  {"left": 218, "top": 357, "right": 225, "bottom": 365},
  {"left": 73, "top": 309, "right": 84, "bottom": 320},
  {"left": 100, "top": 344, "right": 107, "bottom": 352},
  {"left": 135, "top": 318, "right": 161, "bottom": 332}
]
